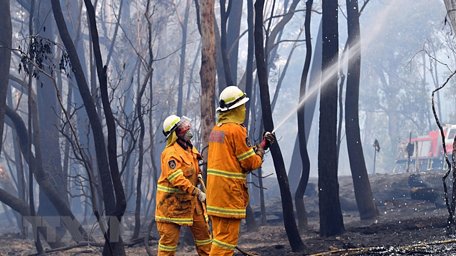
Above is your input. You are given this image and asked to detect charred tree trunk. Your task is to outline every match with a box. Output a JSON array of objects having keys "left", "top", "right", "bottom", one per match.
[
  {"left": 0, "top": 0, "right": 11, "bottom": 155},
  {"left": 7, "top": 90, "right": 27, "bottom": 237},
  {"left": 132, "top": 67, "right": 153, "bottom": 239},
  {"left": 83, "top": 1, "right": 127, "bottom": 254},
  {"left": 26, "top": 11, "right": 42, "bottom": 250},
  {"left": 345, "top": 0, "right": 378, "bottom": 220},
  {"left": 254, "top": 0, "right": 305, "bottom": 252},
  {"left": 244, "top": 0, "right": 255, "bottom": 126},
  {"left": 244, "top": 2, "right": 257, "bottom": 231},
  {"left": 219, "top": 0, "right": 234, "bottom": 86},
  {"left": 51, "top": 1, "right": 125, "bottom": 254},
  {"left": 295, "top": 0, "right": 313, "bottom": 231},
  {"left": 227, "top": 0, "right": 242, "bottom": 83},
  {"left": 34, "top": 1, "right": 68, "bottom": 239},
  {"left": 319, "top": 0, "right": 345, "bottom": 237},
  {"left": 288, "top": 22, "right": 322, "bottom": 193}
]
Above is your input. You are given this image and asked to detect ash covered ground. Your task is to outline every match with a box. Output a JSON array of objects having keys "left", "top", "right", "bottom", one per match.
[{"left": 1, "top": 172, "right": 456, "bottom": 255}]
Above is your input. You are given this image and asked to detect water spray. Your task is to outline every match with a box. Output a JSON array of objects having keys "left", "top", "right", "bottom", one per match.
[{"left": 271, "top": 2, "right": 398, "bottom": 134}]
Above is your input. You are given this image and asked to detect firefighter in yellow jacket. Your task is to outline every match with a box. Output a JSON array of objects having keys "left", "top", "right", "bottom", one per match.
[
  {"left": 155, "top": 115, "right": 211, "bottom": 256},
  {"left": 206, "top": 86, "right": 275, "bottom": 255}
]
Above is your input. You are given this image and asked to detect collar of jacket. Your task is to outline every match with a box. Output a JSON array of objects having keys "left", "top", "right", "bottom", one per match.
[{"left": 177, "top": 138, "right": 193, "bottom": 151}]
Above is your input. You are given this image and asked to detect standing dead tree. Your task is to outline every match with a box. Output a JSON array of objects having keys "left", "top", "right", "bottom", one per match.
[
  {"left": 319, "top": 0, "right": 345, "bottom": 237},
  {"left": 51, "top": 0, "right": 127, "bottom": 254},
  {"left": 295, "top": 0, "right": 313, "bottom": 230},
  {"left": 254, "top": 0, "right": 305, "bottom": 252},
  {"left": 431, "top": 70, "right": 456, "bottom": 234},
  {"left": 0, "top": 0, "right": 12, "bottom": 156},
  {"left": 345, "top": 0, "right": 378, "bottom": 220}
]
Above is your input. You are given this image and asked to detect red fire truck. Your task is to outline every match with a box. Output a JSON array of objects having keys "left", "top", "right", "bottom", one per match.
[{"left": 394, "top": 124, "right": 456, "bottom": 172}]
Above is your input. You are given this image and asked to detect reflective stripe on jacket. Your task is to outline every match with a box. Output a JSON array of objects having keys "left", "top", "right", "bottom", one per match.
[
  {"left": 206, "top": 123, "right": 262, "bottom": 219},
  {"left": 155, "top": 142, "right": 204, "bottom": 226}
]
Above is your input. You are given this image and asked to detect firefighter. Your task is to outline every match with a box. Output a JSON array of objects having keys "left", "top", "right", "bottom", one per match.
[
  {"left": 155, "top": 115, "right": 212, "bottom": 256},
  {"left": 206, "top": 86, "right": 275, "bottom": 255}
]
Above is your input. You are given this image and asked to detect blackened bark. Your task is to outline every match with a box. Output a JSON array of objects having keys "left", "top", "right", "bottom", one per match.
[
  {"left": 345, "top": 0, "right": 378, "bottom": 220},
  {"left": 295, "top": 0, "right": 313, "bottom": 230},
  {"left": 288, "top": 22, "right": 322, "bottom": 194},
  {"left": 51, "top": 0, "right": 113, "bottom": 212},
  {"left": 0, "top": 0, "right": 11, "bottom": 155},
  {"left": 244, "top": 0, "right": 254, "bottom": 126},
  {"left": 226, "top": 0, "right": 242, "bottom": 82},
  {"left": 254, "top": 0, "right": 305, "bottom": 252},
  {"left": 219, "top": 0, "right": 234, "bottom": 86},
  {"left": 132, "top": 69, "right": 153, "bottom": 239},
  {"left": 319, "top": 0, "right": 345, "bottom": 237},
  {"left": 83, "top": 1, "right": 127, "bottom": 254},
  {"left": 244, "top": 1, "right": 259, "bottom": 231},
  {"left": 34, "top": 1, "right": 68, "bottom": 239},
  {"left": 51, "top": 0, "right": 124, "bottom": 254}
]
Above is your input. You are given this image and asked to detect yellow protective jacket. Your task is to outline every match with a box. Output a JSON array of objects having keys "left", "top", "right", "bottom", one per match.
[
  {"left": 155, "top": 141, "right": 205, "bottom": 226},
  {"left": 206, "top": 122, "right": 262, "bottom": 219}
]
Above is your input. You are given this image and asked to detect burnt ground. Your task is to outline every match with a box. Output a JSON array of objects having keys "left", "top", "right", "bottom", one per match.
[{"left": 1, "top": 172, "right": 456, "bottom": 255}]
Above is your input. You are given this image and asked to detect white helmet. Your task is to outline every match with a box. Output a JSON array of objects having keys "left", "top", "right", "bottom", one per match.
[
  {"left": 162, "top": 115, "right": 181, "bottom": 138},
  {"left": 217, "top": 86, "right": 249, "bottom": 112}
]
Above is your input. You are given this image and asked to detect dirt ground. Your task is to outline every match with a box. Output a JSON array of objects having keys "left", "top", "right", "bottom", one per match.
[{"left": 2, "top": 172, "right": 456, "bottom": 255}]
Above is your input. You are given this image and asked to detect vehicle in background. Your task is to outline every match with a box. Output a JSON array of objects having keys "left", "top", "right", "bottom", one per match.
[{"left": 394, "top": 124, "right": 456, "bottom": 172}]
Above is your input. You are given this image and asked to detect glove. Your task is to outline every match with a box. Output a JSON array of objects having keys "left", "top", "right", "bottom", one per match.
[
  {"left": 198, "top": 191, "right": 206, "bottom": 202},
  {"left": 254, "top": 145, "right": 265, "bottom": 158},
  {"left": 260, "top": 131, "right": 276, "bottom": 150},
  {"left": 193, "top": 187, "right": 206, "bottom": 202}
]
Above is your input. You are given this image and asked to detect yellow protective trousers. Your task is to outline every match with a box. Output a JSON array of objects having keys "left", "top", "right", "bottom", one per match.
[
  {"left": 157, "top": 208, "right": 211, "bottom": 256},
  {"left": 209, "top": 216, "right": 241, "bottom": 256}
]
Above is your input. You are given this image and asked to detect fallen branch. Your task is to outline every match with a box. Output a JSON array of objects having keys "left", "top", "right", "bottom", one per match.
[
  {"left": 29, "top": 241, "right": 104, "bottom": 255},
  {"left": 236, "top": 245, "right": 259, "bottom": 256}
]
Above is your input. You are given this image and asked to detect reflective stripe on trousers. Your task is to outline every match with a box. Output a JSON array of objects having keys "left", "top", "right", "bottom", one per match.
[
  {"left": 209, "top": 216, "right": 241, "bottom": 256},
  {"left": 157, "top": 207, "right": 211, "bottom": 256}
]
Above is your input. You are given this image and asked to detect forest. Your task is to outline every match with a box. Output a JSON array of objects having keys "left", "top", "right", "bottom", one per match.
[{"left": 0, "top": 0, "right": 455, "bottom": 255}]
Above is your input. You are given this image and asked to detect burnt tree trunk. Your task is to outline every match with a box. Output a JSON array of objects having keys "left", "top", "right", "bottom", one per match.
[
  {"left": 319, "top": 0, "right": 345, "bottom": 237},
  {"left": 288, "top": 22, "right": 322, "bottom": 193},
  {"left": 0, "top": 0, "right": 11, "bottom": 155},
  {"left": 132, "top": 68, "right": 152, "bottom": 239},
  {"left": 345, "top": 0, "right": 378, "bottom": 220},
  {"left": 51, "top": 1, "right": 126, "bottom": 254},
  {"left": 219, "top": 0, "right": 234, "bottom": 86},
  {"left": 254, "top": 0, "right": 305, "bottom": 252},
  {"left": 83, "top": 1, "right": 127, "bottom": 254},
  {"left": 227, "top": 0, "right": 242, "bottom": 83},
  {"left": 295, "top": 0, "right": 313, "bottom": 231},
  {"left": 244, "top": 0, "right": 258, "bottom": 231}
]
